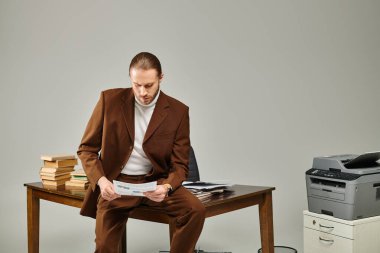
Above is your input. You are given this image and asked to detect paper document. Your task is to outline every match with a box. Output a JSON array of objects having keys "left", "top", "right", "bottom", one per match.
[{"left": 113, "top": 180, "right": 157, "bottom": 196}]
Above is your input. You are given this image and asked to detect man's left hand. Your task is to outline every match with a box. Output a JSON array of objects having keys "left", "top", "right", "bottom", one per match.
[{"left": 143, "top": 185, "right": 169, "bottom": 202}]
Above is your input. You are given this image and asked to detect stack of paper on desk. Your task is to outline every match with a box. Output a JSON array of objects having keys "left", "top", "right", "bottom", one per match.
[
  {"left": 183, "top": 181, "right": 233, "bottom": 201},
  {"left": 182, "top": 181, "right": 232, "bottom": 190}
]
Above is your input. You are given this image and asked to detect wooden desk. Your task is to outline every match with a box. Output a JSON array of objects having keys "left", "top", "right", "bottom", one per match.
[{"left": 24, "top": 182, "right": 275, "bottom": 253}]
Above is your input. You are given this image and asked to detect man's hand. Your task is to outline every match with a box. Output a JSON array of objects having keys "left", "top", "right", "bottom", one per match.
[
  {"left": 144, "top": 185, "right": 170, "bottom": 202},
  {"left": 98, "top": 176, "right": 121, "bottom": 201}
]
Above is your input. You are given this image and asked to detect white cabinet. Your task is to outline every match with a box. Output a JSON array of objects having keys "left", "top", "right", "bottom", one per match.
[{"left": 303, "top": 210, "right": 380, "bottom": 253}]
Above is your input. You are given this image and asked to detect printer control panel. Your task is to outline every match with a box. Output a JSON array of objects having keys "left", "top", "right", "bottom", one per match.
[{"left": 306, "top": 168, "right": 361, "bottom": 181}]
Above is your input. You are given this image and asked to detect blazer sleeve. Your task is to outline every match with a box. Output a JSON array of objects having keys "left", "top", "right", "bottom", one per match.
[
  {"left": 77, "top": 91, "right": 106, "bottom": 191},
  {"left": 162, "top": 107, "right": 190, "bottom": 190}
]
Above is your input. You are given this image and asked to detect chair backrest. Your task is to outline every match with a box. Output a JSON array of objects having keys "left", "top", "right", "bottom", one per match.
[{"left": 187, "top": 146, "right": 200, "bottom": 182}]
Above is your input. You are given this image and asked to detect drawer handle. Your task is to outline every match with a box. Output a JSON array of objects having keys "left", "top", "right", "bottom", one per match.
[
  {"left": 319, "top": 237, "right": 334, "bottom": 244},
  {"left": 319, "top": 224, "right": 334, "bottom": 230}
]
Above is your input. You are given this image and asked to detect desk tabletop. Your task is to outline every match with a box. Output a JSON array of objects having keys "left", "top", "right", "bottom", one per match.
[{"left": 24, "top": 182, "right": 274, "bottom": 207}]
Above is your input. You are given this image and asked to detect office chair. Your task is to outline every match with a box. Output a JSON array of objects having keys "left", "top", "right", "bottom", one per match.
[{"left": 187, "top": 146, "right": 200, "bottom": 182}]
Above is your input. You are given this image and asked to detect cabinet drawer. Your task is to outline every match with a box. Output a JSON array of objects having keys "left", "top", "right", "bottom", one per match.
[
  {"left": 304, "top": 228, "right": 353, "bottom": 253},
  {"left": 304, "top": 213, "right": 353, "bottom": 239}
]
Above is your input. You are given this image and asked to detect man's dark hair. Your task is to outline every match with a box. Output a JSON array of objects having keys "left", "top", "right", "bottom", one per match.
[{"left": 129, "top": 52, "right": 162, "bottom": 77}]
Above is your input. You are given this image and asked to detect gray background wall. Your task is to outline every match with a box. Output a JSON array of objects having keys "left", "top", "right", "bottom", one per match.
[{"left": 1, "top": 0, "right": 380, "bottom": 252}]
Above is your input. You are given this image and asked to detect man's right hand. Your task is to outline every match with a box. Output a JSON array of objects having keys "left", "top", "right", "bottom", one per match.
[{"left": 98, "top": 176, "right": 121, "bottom": 201}]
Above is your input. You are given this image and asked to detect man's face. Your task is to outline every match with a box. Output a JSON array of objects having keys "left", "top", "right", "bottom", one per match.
[{"left": 130, "top": 68, "right": 162, "bottom": 105}]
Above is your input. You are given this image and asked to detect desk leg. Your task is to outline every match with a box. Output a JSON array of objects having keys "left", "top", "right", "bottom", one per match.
[
  {"left": 259, "top": 192, "right": 274, "bottom": 253},
  {"left": 27, "top": 188, "right": 40, "bottom": 253}
]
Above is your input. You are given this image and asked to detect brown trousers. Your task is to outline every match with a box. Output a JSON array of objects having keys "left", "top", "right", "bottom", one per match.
[{"left": 95, "top": 174, "right": 206, "bottom": 253}]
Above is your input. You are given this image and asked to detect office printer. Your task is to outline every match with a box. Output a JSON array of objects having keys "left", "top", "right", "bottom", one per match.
[{"left": 306, "top": 151, "right": 380, "bottom": 220}]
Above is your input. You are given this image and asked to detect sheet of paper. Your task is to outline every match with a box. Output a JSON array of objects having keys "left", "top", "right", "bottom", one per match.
[{"left": 113, "top": 180, "right": 157, "bottom": 196}]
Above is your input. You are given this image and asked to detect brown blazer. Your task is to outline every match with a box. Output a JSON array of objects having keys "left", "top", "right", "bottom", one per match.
[{"left": 77, "top": 88, "right": 190, "bottom": 219}]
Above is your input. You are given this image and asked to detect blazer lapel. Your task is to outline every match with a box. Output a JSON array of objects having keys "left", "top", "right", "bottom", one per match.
[
  {"left": 120, "top": 89, "right": 135, "bottom": 141},
  {"left": 143, "top": 92, "right": 169, "bottom": 143}
]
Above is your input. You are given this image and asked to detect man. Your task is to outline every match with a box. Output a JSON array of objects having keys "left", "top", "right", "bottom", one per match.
[{"left": 77, "top": 52, "right": 205, "bottom": 253}]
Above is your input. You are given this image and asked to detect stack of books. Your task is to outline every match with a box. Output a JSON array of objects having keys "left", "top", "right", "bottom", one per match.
[
  {"left": 65, "top": 169, "right": 89, "bottom": 189},
  {"left": 40, "top": 154, "right": 77, "bottom": 187}
]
